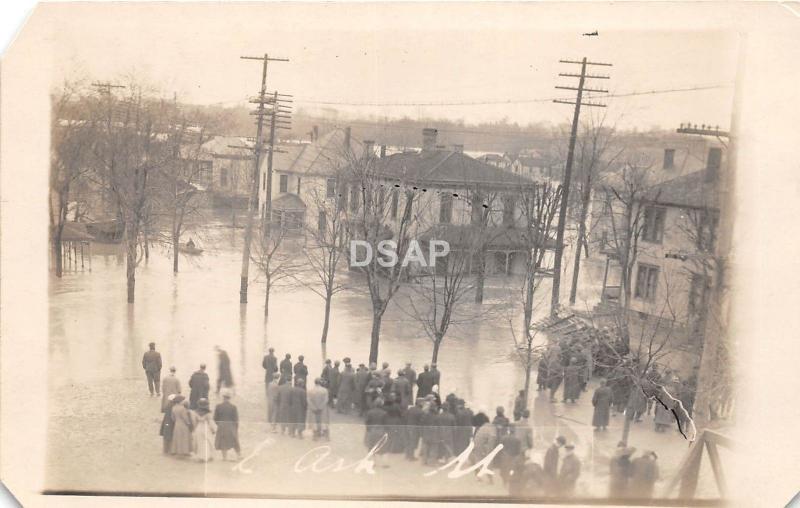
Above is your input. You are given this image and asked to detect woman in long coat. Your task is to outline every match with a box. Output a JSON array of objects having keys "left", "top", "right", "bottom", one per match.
[
  {"left": 170, "top": 399, "right": 194, "bottom": 456},
  {"left": 192, "top": 398, "right": 217, "bottom": 462},
  {"left": 591, "top": 379, "right": 613, "bottom": 430},
  {"left": 160, "top": 394, "right": 181, "bottom": 453},
  {"left": 276, "top": 381, "right": 293, "bottom": 434},
  {"left": 266, "top": 373, "right": 281, "bottom": 431},
  {"left": 336, "top": 364, "right": 356, "bottom": 414}
]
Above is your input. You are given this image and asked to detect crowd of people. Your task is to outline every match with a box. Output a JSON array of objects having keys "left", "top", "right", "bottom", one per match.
[{"left": 141, "top": 336, "right": 671, "bottom": 499}]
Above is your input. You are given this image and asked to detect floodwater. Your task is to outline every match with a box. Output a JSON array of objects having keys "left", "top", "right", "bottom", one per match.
[{"left": 48, "top": 213, "right": 566, "bottom": 411}]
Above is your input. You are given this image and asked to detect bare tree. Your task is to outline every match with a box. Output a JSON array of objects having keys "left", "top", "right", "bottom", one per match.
[
  {"left": 91, "top": 81, "right": 172, "bottom": 303},
  {"left": 342, "top": 149, "right": 424, "bottom": 364},
  {"left": 300, "top": 176, "right": 349, "bottom": 343},
  {"left": 250, "top": 226, "right": 304, "bottom": 318},
  {"left": 568, "top": 114, "right": 624, "bottom": 304},
  {"left": 599, "top": 156, "right": 661, "bottom": 345},
  {"left": 50, "top": 80, "right": 96, "bottom": 277},
  {"left": 512, "top": 181, "right": 563, "bottom": 406}
]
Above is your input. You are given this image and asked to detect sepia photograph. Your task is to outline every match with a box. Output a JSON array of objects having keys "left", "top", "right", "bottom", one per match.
[{"left": 2, "top": 2, "right": 800, "bottom": 507}]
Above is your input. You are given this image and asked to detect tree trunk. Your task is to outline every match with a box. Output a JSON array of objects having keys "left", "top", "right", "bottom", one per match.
[
  {"left": 126, "top": 242, "right": 136, "bottom": 304},
  {"left": 320, "top": 291, "right": 332, "bottom": 344},
  {"left": 431, "top": 336, "right": 442, "bottom": 364},
  {"left": 173, "top": 233, "right": 179, "bottom": 273},
  {"left": 53, "top": 234, "right": 64, "bottom": 278},
  {"left": 264, "top": 274, "right": 271, "bottom": 318},
  {"left": 368, "top": 310, "right": 383, "bottom": 365},
  {"left": 474, "top": 251, "right": 486, "bottom": 304},
  {"left": 569, "top": 196, "right": 590, "bottom": 305},
  {"left": 523, "top": 339, "right": 533, "bottom": 411}
]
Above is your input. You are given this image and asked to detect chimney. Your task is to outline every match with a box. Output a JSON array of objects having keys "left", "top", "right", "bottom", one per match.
[
  {"left": 344, "top": 126, "right": 351, "bottom": 149},
  {"left": 422, "top": 128, "right": 438, "bottom": 152},
  {"left": 363, "top": 140, "right": 375, "bottom": 157},
  {"left": 452, "top": 144, "right": 464, "bottom": 153},
  {"left": 380, "top": 145, "right": 387, "bottom": 158},
  {"left": 312, "top": 125, "right": 319, "bottom": 142}
]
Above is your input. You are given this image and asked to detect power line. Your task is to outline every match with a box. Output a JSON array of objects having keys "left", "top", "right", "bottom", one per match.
[{"left": 289, "top": 83, "right": 731, "bottom": 107}]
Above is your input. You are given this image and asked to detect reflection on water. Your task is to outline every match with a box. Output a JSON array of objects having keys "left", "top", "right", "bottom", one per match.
[{"left": 48, "top": 217, "right": 548, "bottom": 411}]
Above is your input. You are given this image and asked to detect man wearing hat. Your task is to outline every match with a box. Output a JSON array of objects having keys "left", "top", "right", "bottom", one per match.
[
  {"left": 400, "top": 362, "right": 417, "bottom": 401},
  {"left": 279, "top": 353, "right": 293, "bottom": 385},
  {"left": 188, "top": 364, "right": 210, "bottom": 410},
  {"left": 336, "top": 358, "right": 356, "bottom": 414},
  {"left": 142, "top": 342, "right": 162, "bottom": 397},
  {"left": 215, "top": 346, "right": 234, "bottom": 396},
  {"left": 294, "top": 355, "right": 309, "bottom": 387},
  {"left": 430, "top": 363, "right": 441, "bottom": 388},
  {"left": 262, "top": 347, "right": 278, "bottom": 397},
  {"left": 558, "top": 443, "right": 581, "bottom": 496},
  {"left": 609, "top": 441, "right": 636, "bottom": 498},
  {"left": 629, "top": 451, "right": 659, "bottom": 499},
  {"left": 417, "top": 364, "right": 434, "bottom": 399},
  {"left": 214, "top": 389, "right": 241, "bottom": 461},
  {"left": 161, "top": 366, "right": 181, "bottom": 413},
  {"left": 544, "top": 436, "right": 567, "bottom": 495},
  {"left": 404, "top": 398, "right": 425, "bottom": 460},
  {"left": 306, "top": 378, "right": 330, "bottom": 441}
]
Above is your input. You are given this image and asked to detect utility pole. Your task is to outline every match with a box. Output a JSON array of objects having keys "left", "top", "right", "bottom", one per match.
[
  {"left": 259, "top": 91, "right": 293, "bottom": 237},
  {"left": 238, "top": 53, "right": 288, "bottom": 304},
  {"left": 550, "top": 58, "right": 611, "bottom": 316}
]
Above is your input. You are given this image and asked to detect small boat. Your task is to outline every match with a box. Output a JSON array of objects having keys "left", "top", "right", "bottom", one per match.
[{"left": 179, "top": 242, "right": 204, "bottom": 255}]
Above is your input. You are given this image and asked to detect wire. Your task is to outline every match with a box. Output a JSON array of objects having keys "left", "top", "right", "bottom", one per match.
[{"left": 291, "top": 84, "right": 733, "bottom": 107}]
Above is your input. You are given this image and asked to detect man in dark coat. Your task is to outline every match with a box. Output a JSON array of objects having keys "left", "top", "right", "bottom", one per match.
[
  {"left": 392, "top": 370, "right": 412, "bottom": 410},
  {"left": 513, "top": 390, "right": 526, "bottom": 421},
  {"left": 404, "top": 398, "right": 424, "bottom": 460},
  {"left": 417, "top": 364, "right": 434, "bottom": 399},
  {"left": 320, "top": 359, "right": 333, "bottom": 388},
  {"left": 262, "top": 348, "right": 278, "bottom": 397},
  {"left": 275, "top": 379, "right": 294, "bottom": 434},
  {"left": 544, "top": 436, "right": 566, "bottom": 495},
  {"left": 592, "top": 379, "right": 613, "bottom": 431},
  {"left": 214, "top": 390, "right": 241, "bottom": 461},
  {"left": 563, "top": 357, "right": 581, "bottom": 403},
  {"left": 436, "top": 405, "right": 456, "bottom": 461},
  {"left": 453, "top": 399, "right": 474, "bottom": 456},
  {"left": 609, "top": 442, "right": 636, "bottom": 498},
  {"left": 215, "top": 346, "right": 234, "bottom": 395},
  {"left": 430, "top": 363, "right": 441, "bottom": 387},
  {"left": 558, "top": 444, "right": 581, "bottom": 496},
  {"left": 355, "top": 363, "right": 370, "bottom": 416},
  {"left": 536, "top": 354, "right": 550, "bottom": 391},
  {"left": 279, "top": 354, "right": 293, "bottom": 385},
  {"left": 288, "top": 378, "right": 308, "bottom": 438},
  {"left": 294, "top": 356, "right": 309, "bottom": 387},
  {"left": 548, "top": 357, "right": 564, "bottom": 403},
  {"left": 400, "top": 362, "right": 417, "bottom": 400},
  {"left": 329, "top": 360, "right": 341, "bottom": 408},
  {"left": 159, "top": 394, "right": 181, "bottom": 453},
  {"left": 497, "top": 425, "right": 523, "bottom": 486},
  {"left": 142, "top": 342, "right": 162, "bottom": 397},
  {"left": 364, "top": 398, "right": 388, "bottom": 467},
  {"left": 336, "top": 359, "right": 356, "bottom": 414},
  {"left": 420, "top": 403, "right": 440, "bottom": 465},
  {"left": 629, "top": 451, "right": 659, "bottom": 499},
  {"left": 188, "top": 364, "right": 210, "bottom": 410}
]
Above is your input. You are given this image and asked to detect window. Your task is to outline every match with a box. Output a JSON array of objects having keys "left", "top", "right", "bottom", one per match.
[
  {"left": 318, "top": 211, "right": 327, "bottom": 233},
  {"left": 642, "top": 206, "right": 666, "bottom": 243},
  {"left": 339, "top": 184, "right": 348, "bottom": 211},
  {"left": 220, "top": 167, "right": 229, "bottom": 187},
  {"left": 698, "top": 212, "right": 719, "bottom": 252},
  {"left": 663, "top": 149, "right": 675, "bottom": 170},
  {"left": 279, "top": 174, "right": 288, "bottom": 193},
  {"left": 502, "top": 195, "right": 516, "bottom": 226},
  {"left": 326, "top": 178, "right": 336, "bottom": 198},
  {"left": 439, "top": 193, "right": 453, "bottom": 224},
  {"left": 350, "top": 186, "right": 360, "bottom": 213},
  {"left": 198, "top": 161, "right": 212, "bottom": 184},
  {"left": 389, "top": 189, "right": 399, "bottom": 219},
  {"left": 634, "top": 264, "right": 659, "bottom": 301},
  {"left": 470, "top": 193, "right": 484, "bottom": 225},
  {"left": 706, "top": 147, "right": 722, "bottom": 181}
]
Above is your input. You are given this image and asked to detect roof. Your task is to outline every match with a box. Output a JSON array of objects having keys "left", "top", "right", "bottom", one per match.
[
  {"left": 268, "top": 127, "right": 360, "bottom": 177},
  {"left": 371, "top": 150, "right": 534, "bottom": 189},
  {"left": 200, "top": 136, "right": 253, "bottom": 159},
  {"left": 272, "top": 193, "right": 307, "bottom": 210},
  {"left": 650, "top": 170, "right": 719, "bottom": 210},
  {"left": 419, "top": 224, "right": 556, "bottom": 250},
  {"left": 61, "top": 222, "right": 94, "bottom": 242}
]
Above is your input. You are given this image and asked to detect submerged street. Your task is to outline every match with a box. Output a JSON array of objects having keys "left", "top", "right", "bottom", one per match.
[{"left": 45, "top": 215, "right": 721, "bottom": 500}]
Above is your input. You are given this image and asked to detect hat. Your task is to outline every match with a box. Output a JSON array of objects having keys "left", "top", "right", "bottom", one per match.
[
  {"left": 269, "top": 347, "right": 275, "bottom": 352},
  {"left": 343, "top": 357, "right": 351, "bottom": 363},
  {"left": 173, "top": 394, "right": 186, "bottom": 403},
  {"left": 556, "top": 436, "right": 567, "bottom": 445},
  {"left": 221, "top": 388, "right": 233, "bottom": 399},
  {"left": 169, "top": 366, "right": 176, "bottom": 372},
  {"left": 565, "top": 443, "right": 575, "bottom": 450},
  {"left": 197, "top": 398, "right": 209, "bottom": 409},
  {"left": 167, "top": 394, "right": 177, "bottom": 402}
]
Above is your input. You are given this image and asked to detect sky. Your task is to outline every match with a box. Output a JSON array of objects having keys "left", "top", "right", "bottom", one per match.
[{"left": 39, "top": 3, "right": 739, "bottom": 131}]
